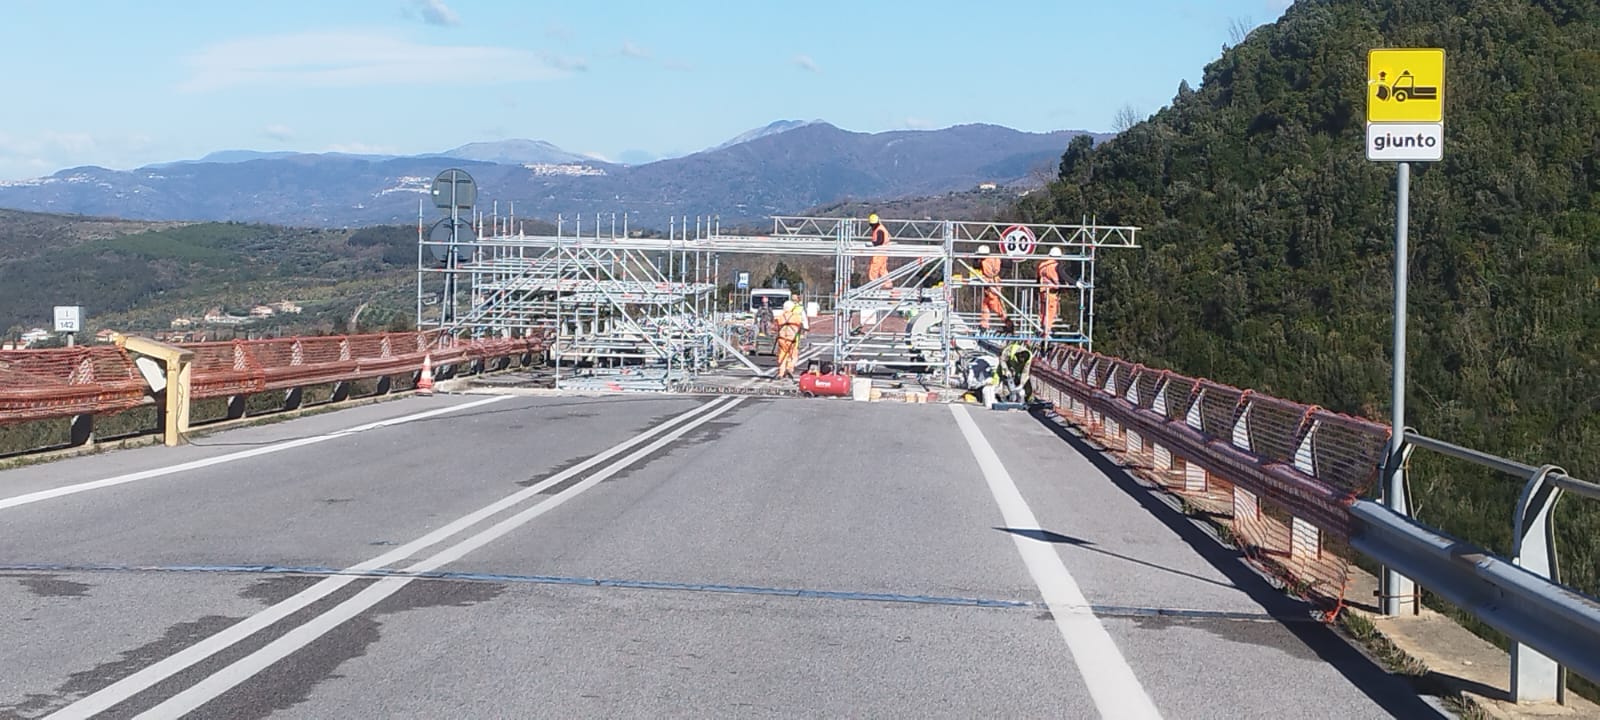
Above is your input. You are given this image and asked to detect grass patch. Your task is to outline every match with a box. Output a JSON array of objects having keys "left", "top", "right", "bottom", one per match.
[
  {"left": 1339, "top": 612, "right": 1428, "bottom": 678},
  {"left": 0, "top": 418, "right": 69, "bottom": 456}
]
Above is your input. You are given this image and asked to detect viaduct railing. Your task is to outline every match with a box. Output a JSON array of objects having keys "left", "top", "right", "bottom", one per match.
[
  {"left": 1030, "top": 345, "right": 1600, "bottom": 704},
  {"left": 0, "top": 330, "right": 547, "bottom": 447}
]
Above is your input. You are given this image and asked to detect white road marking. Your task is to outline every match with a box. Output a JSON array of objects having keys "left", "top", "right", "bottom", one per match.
[
  {"left": 132, "top": 397, "right": 745, "bottom": 719},
  {"left": 0, "top": 395, "right": 513, "bottom": 512},
  {"left": 45, "top": 396, "right": 736, "bottom": 720},
  {"left": 950, "top": 404, "right": 1163, "bottom": 720}
]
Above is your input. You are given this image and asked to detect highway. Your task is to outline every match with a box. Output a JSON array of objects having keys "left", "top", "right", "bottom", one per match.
[{"left": 0, "top": 392, "right": 1443, "bottom": 719}]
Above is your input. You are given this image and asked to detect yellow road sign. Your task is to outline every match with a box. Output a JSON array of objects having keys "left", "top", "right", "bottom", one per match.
[{"left": 1368, "top": 48, "right": 1445, "bottom": 123}]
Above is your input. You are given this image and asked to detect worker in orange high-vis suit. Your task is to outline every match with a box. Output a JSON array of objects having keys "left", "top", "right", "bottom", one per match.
[
  {"left": 866, "top": 213, "right": 891, "bottom": 289},
  {"left": 1037, "top": 246, "right": 1062, "bottom": 339},
  {"left": 773, "top": 299, "right": 809, "bottom": 379},
  {"left": 977, "top": 245, "right": 1007, "bottom": 332}
]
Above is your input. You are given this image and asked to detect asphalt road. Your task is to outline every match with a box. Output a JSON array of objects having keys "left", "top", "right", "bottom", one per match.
[{"left": 0, "top": 392, "right": 1443, "bottom": 719}]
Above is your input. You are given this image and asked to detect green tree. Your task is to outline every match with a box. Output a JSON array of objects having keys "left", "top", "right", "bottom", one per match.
[{"left": 1019, "top": 0, "right": 1600, "bottom": 677}]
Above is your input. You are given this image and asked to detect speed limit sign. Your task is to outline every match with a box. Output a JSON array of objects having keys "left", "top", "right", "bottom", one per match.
[{"left": 1000, "top": 225, "right": 1037, "bottom": 256}]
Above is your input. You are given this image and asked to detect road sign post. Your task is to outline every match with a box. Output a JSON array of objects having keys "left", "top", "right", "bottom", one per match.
[
  {"left": 54, "top": 305, "right": 82, "bottom": 347},
  {"left": 1368, "top": 48, "right": 1443, "bottom": 616}
]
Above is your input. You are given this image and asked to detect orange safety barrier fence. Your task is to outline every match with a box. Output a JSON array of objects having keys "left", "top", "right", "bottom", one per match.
[
  {"left": 1030, "top": 345, "right": 1391, "bottom": 617},
  {"left": 0, "top": 331, "right": 548, "bottom": 425},
  {"left": 0, "top": 348, "right": 148, "bottom": 424}
]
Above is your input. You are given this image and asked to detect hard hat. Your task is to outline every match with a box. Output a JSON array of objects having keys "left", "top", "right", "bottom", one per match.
[
  {"left": 977, "top": 245, "right": 991, "bottom": 254},
  {"left": 1048, "top": 247, "right": 1062, "bottom": 257},
  {"left": 867, "top": 213, "right": 880, "bottom": 225}
]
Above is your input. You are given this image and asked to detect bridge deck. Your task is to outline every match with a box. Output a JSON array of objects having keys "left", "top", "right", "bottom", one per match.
[{"left": 0, "top": 394, "right": 1439, "bottom": 718}]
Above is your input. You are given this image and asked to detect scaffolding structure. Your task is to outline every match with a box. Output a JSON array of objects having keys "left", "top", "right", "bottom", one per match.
[{"left": 417, "top": 210, "right": 1138, "bottom": 390}]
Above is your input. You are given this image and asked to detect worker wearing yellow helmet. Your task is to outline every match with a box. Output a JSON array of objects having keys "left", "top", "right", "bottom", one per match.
[{"left": 866, "top": 213, "right": 891, "bottom": 289}]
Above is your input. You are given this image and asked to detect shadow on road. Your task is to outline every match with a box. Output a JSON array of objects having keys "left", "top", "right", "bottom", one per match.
[
  {"left": 1027, "top": 406, "right": 1448, "bottom": 720},
  {"left": 994, "top": 526, "right": 1241, "bottom": 591}
]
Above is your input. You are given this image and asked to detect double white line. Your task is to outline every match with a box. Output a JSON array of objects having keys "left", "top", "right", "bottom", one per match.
[{"left": 48, "top": 396, "right": 744, "bottom": 719}]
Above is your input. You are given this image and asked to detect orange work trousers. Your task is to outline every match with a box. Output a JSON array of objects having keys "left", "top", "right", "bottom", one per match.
[
  {"left": 1041, "top": 291, "right": 1059, "bottom": 335},
  {"left": 981, "top": 288, "right": 1007, "bottom": 329},
  {"left": 868, "top": 254, "right": 891, "bottom": 288},
  {"left": 775, "top": 328, "right": 801, "bottom": 376}
]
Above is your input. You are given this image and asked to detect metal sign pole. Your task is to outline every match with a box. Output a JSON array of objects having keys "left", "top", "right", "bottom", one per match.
[{"left": 1383, "top": 160, "right": 1416, "bottom": 616}]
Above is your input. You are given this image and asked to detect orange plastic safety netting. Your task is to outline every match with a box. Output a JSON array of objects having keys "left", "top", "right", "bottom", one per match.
[
  {"left": 0, "top": 331, "right": 550, "bottom": 421},
  {"left": 0, "top": 347, "right": 147, "bottom": 423},
  {"left": 184, "top": 330, "right": 549, "bottom": 398},
  {"left": 1031, "top": 346, "right": 1391, "bottom": 617}
]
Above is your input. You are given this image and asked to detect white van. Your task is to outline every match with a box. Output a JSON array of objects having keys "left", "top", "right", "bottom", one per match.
[{"left": 749, "top": 288, "right": 792, "bottom": 320}]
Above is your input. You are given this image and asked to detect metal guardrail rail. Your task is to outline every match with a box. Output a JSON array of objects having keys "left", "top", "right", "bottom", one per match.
[
  {"left": 1030, "top": 345, "right": 1600, "bottom": 705},
  {"left": 1358, "top": 430, "right": 1600, "bottom": 703}
]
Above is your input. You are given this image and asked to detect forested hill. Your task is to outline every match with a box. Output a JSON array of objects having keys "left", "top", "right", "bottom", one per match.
[{"left": 1020, "top": 0, "right": 1598, "bottom": 598}]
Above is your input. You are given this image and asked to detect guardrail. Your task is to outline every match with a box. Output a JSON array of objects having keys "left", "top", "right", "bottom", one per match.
[
  {"left": 0, "top": 330, "right": 548, "bottom": 447},
  {"left": 1356, "top": 431, "right": 1600, "bottom": 703},
  {"left": 1029, "top": 345, "right": 1600, "bottom": 704}
]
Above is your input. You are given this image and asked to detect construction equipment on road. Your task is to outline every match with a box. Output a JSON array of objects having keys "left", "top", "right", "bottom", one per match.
[{"left": 416, "top": 199, "right": 1137, "bottom": 394}]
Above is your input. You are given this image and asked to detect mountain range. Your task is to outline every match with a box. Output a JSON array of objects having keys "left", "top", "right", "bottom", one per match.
[{"left": 0, "top": 122, "right": 1105, "bottom": 228}]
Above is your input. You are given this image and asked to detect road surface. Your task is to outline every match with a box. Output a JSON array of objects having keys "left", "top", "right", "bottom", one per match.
[{"left": 0, "top": 393, "right": 1441, "bottom": 718}]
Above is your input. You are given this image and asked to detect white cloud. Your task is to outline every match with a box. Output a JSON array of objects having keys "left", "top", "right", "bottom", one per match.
[
  {"left": 903, "top": 117, "right": 934, "bottom": 130},
  {"left": 540, "top": 52, "right": 589, "bottom": 73},
  {"left": 793, "top": 54, "right": 820, "bottom": 73},
  {"left": 40, "top": 131, "right": 99, "bottom": 154},
  {"left": 413, "top": 0, "right": 460, "bottom": 26},
  {"left": 262, "top": 124, "right": 294, "bottom": 141},
  {"left": 621, "top": 41, "right": 650, "bottom": 59},
  {"left": 0, "top": 130, "right": 159, "bottom": 180},
  {"left": 179, "top": 31, "right": 574, "bottom": 93}
]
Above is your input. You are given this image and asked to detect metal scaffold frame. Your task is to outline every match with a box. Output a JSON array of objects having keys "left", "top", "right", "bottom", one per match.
[{"left": 418, "top": 210, "right": 1138, "bottom": 390}]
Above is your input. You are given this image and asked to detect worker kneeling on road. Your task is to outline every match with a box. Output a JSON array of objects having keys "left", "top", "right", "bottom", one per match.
[
  {"left": 999, "top": 337, "right": 1034, "bottom": 404},
  {"left": 773, "top": 299, "right": 809, "bottom": 380}
]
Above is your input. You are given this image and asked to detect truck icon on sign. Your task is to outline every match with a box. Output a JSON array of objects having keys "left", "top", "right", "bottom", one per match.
[{"left": 1375, "top": 70, "right": 1438, "bottom": 102}]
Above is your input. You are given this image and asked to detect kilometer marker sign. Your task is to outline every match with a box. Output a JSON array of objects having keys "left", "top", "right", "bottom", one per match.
[{"left": 1367, "top": 48, "right": 1445, "bottom": 162}]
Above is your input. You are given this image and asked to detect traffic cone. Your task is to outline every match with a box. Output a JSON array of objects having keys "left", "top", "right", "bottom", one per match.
[{"left": 417, "top": 355, "right": 435, "bottom": 396}]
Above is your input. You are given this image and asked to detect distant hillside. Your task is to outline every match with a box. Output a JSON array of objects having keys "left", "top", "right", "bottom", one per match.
[
  {"left": 795, "top": 188, "right": 1023, "bottom": 224},
  {"left": 0, "top": 123, "right": 1101, "bottom": 228},
  {"left": 428, "top": 139, "right": 596, "bottom": 165},
  {"left": 0, "top": 210, "right": 417, "bottom": 335},
  {"left": 0, "top": 209, "right": 188, "bottom": 263},
  {"left": 1020, "top": 0, "right": 1600, "bottom": 639},
  {"left": 710, "top": 120, "right": 821, "bottom": 151}
]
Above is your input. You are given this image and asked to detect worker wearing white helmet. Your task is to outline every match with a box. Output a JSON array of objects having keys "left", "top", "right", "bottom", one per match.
[
  {"left": 1038, "top": 246, "right": 1062, "bottom": 338},
  {"left": 979, "top": 244, "right": 1006, "bottom": 331},
  {"left": 774, "top": 298, "right": 808, "bottom": 379}
]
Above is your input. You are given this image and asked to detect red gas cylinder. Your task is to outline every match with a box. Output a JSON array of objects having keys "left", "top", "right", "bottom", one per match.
[{"left": 799, "top": 372, "right": 852, "bottom": 397}]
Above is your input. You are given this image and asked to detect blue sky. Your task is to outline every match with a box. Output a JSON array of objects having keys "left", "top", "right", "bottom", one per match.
[{"left": 0, "top": 0, "right": 1292, "bottom": 180}]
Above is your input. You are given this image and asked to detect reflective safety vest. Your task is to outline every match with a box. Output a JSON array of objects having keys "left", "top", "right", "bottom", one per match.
[
  {"left": 870, "top": 224, "right": 890, "bottom": 246},
  {"left": 1003, "top": 343, "right": 1033, "bottom": 377},
  {"left": 777, "top": 306, "right": 806, "bottom": 339}
]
